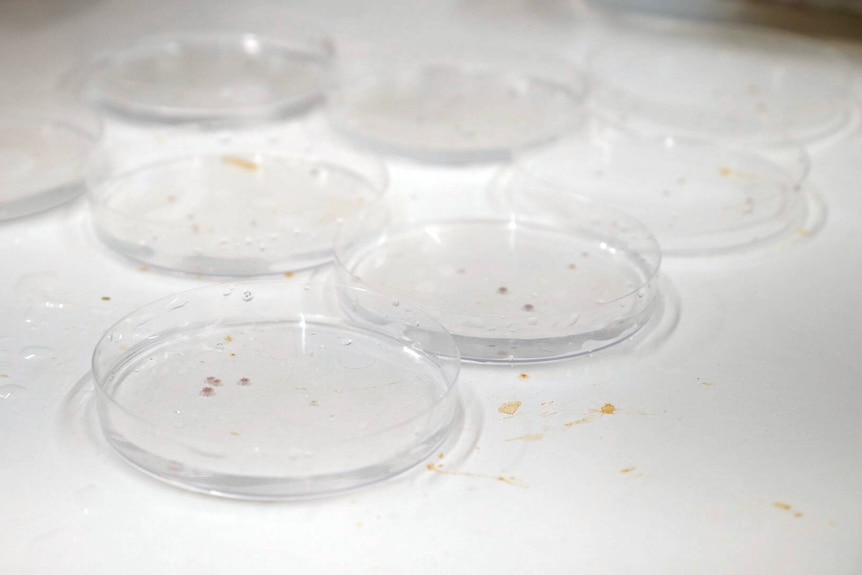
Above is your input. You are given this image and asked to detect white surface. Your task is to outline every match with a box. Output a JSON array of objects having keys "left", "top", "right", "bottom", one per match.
[{"left": 2, "top": 1, "right": 862, "bottom": 573}]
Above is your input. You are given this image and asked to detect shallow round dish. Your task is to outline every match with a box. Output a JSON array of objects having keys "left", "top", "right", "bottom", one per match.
[
  {"left": 88, "top": 130, "right": 386, "bottom": 275},
  {"left": 91, "top": 280, "right": 460, "bottom": 499},
  {"left": 587, "top": 20, "right": 854, "bottom": 143},
  {"left": 507, "top": 125, "right": 810, "bottom": 255},
  {"left": 85, "top": 33, "right": 333, "bottom": 122},
  {"left": 334, "top": 187, "right": 661, "bottom": 363},
  {"left": 327, "top": 62, "right": 587, "bottom": 164},
  {"left": 0, "top": 107, "right": 99, "bottom": 220}
]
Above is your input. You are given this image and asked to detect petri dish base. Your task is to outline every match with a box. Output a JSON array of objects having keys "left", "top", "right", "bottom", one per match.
[
  {"left": 85, "top": 33, "right": 333, "bottom": 123},
  {"left": 335, "top": 190, "right": 661, "bottom": 363},
  {"left": 508, "top": 125, "right": 810, "bottom": 255},
  {"left": 91, "top": 281, "right": 460, "bottom": 499},
  {"left": 89, "top": 134, "right": 386, "bottom": 276},
  {"left": 0, "top": 110, "right": 98, "bottom": 220},
  {"left": 328, "top": 63, "right": 587, "bottom": 164}
]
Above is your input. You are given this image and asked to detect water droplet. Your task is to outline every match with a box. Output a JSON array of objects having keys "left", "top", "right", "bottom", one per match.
[
  {"left": 19, "top": 346, "right": 55, "bottom": 364},
  {"left": 242, "top": 291, "right": 253, "bottom": 302},
  {"left": 0, "top": 384, "right": 25, "bottom": 399},
  {"left": 108, "top": 331, "right": 123, "bottom": 342}
]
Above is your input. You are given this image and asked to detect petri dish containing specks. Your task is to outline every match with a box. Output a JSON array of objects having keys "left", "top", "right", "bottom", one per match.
[
  {"left": 334, "top": 186, "right": 660, "bottom": 363},
  {"left": 88, "top": 129, "right": 386, "bottom": 275},
  {"left": 587, "top": 19, "right": 854, "bottom": 144},
  {"left": 327, "top": 59, "right": 587, "bottom": 164},
  {"left": 84, "top": 32, "right": 333, "bottom": 123},
  {"left": 91, "top": 280, "right": 460, "bottom": 499},
  {"left": 0, "top": 104, "right": 100, "bottom": 220},
  {"left": 505, "top": 123, "right": 811, "bottom": 255}
]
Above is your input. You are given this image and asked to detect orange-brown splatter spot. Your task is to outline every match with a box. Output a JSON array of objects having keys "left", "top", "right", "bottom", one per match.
[
  {"left": 222, "top": 155, "right": 260, "bottom": 172},
  {"left": 230, "top": 352, "right": 237, "bottom": 358},
  {"left": 519, "top": 373, "right": 529, "bottom": 380},
  {"left": 284, "top": 271, "right": 295, "bottom": 278},
  {"left": 224, "top": 335, "right": 233, "bottom": 342},
  {"left": 498, "top": 401, "right": 522, "bottom": 416},
  {"left": 719, "top": 166, "right": 733, "bottom": 177},
  {"left": 601, "top": 403, "right": 616, "bottom": 415},
  {"left": 229, "top": 431, "right": 240, "bottom": 436},
  {"left": 438, "top": 453, "right": 445, "bottom": 460},
  {"left": 427, "top": 463, "right": 437, "bottom": 471},
  {"left": 137, "top": 266, "right": 150, "bottom": 273},
  {"left": 798, "top": 228, "right": 813, "bottom": 237},
  {"left": 506, "top": 433, "right": 543, "bottom": 442},
  {"left": 101, "top": 296, "right": 111, "bottom": 301},
  {"left": 794, "top": 512, "right": 804, "bottom": 518},
  {"left": 774, "top": 502, "right": 792, "bottom": 511},
  {"left": 620, "top": 467, "right": 636, "bottom": 474}
]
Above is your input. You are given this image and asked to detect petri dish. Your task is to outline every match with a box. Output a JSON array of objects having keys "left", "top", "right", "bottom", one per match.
[
  {"left": 506, "top": 124, "right": 811, "bottom": 255},
  {"left": 334, "top": 187, "right": 661, "bottom": 363},
  {"left": 88, "top": 129, "right": 387, "bottom": 275},
  {"left": 84, "top": 32, "right": 333, "bottom": 123},
  {"left": 0, "top": 105, "right": 99, "bottom": 220},
  {"left": 586, "top": 19, "right": 854, "bottom": 143},
  {"left": 91, "top": 280, "right": 461, "bottom": 499},
  {"left": 327, "top": 60, "right": 588, "bottom": 164}
]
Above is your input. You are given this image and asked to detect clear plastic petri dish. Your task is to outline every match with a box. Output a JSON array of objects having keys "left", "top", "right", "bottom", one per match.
[
  {"left": 0, "top": 103, "right": 100, "bottom": 220},
  {"left": 334, "top": 186, "right": 661, "bottom": 363},
  {"left": 88, "top": 128, "right": 387, "bottom": 275},
  {"left": 91, "top": 280, "right": 460, "bottom": 499},
  {"left": 84, "top": 32, "right": 333, "bottom": 123},
  {"left": 327, "top": 56, "right": 588, "bottom": 164},
  {"left": 506, "top": 123, "right": 811, "bottom": 255},
  {"left": 586, "top": 19, "right": 854, "bottom": 143}
]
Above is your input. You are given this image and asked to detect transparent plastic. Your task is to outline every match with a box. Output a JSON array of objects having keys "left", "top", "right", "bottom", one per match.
[
  {"left": 587, "top": 19, "right": 854, "bottom": 143},
  {"left": 84, "top": 32, "right": 333, "bottom": 123},
  {"left": 327, "top": 50, "right": 587, "bottom": 164},
  {"left": 334, "top": 186, "right": 661, "bottom": 363},
  {"left": 91, "top": 280, "right": 460, "bottom": 499},
  {"left": 507, "top": 123, "right": 811, "bottom": 255},
  {"left": 88, "top": 127, "right": 386, "bottom": 275},
  {"left": 0, "top": 96, "right": 100, "bottom": 220}
]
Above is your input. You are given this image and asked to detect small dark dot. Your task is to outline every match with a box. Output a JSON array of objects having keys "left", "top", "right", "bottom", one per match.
[
  {"left": 519, "top": 373, "right": 529, "bottom": 380},
  {"left": 200, "top": 386, "right": 215, "bottom": 397},
  {"left": 522, "top": 304, "right": 535, "bottom": 312},
  {"left": 206, "top": 376, "right": 217, "bottom": 383},
  {"left": 497, "top": 287, "right": 509, "bottom": 295},
  {"left": 101, "top": 296, "right": 111, "bottom": 301},
  {"left": 238, "top": 377, "right": 251, "bottom": 386}
]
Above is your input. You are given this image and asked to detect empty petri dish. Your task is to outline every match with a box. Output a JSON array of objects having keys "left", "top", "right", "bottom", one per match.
[
  {"left": 91, "top": 280, "right": 460, "bottom": 499},
  {"left": 334, "top": 186, "right": 661, "bottom": 363},
  {"left": 88, "top": 129, "right": 386, "bottom": 275},
  {"left": 84, "top": 32, "right": 333, "bottom": 123},
  {"left": 327, "top": 58, "right": 587, "bottom": 164},
  {"left": 506, "top": 124, "right": 811, "bottom": 255},
  {"left": 0, "top": 104, "right": 100, "bottom": 220},
  {"left": 587, "top": 19, "right": 854, "bottom": 143}
]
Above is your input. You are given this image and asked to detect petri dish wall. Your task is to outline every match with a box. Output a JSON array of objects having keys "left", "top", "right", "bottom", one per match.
[
  {"left": 334, "top": 186, "right": 661, "bottom": 363},
  {"left": 0, "top": 91, "right": 100, "bottom": 220},
  {"left": 91, "top": 280, "right": 461, "bottom": 499},
  {"left": 586, "top": 18, "right": 854, "bottom": 144},
  {"left": 87, "top": 126, "right": 387, "bottom": 276},
  {"left": 84, "top": 32, "right": 334, "bottom": 123},
  {"left": 506, "top": 122, "right": 811, "bottom": 255},
  {"left": 327, "top": 45, "right": 588, "bottom": 164}
]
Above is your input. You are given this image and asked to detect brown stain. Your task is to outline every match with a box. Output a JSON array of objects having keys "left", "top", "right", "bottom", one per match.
[
  {"left": 229, "top": 431, "right": 240, "bottom": 436},
  {"left": 798, "top": 228, "right": 813, "bottom": 238},
  {"left": 498, "top": 401, "right": 522, "bottom": 416},
  {"left": 600, "top": 403, "right": 616, "bottom": 415},
  {"left": 224, "top": 335, "right": 233, "bottom": 342},
  {"left": 719, "top": 166, "right": 734, "bottom": 177},
  {"left": 519, "top": 373, "right": 529, "bottom": 380},
  {"left": 565, "top": 417, "right": 591, "bottom": 427},
  {"left": 426, "top": 462, "right": 527, "bottom": 488},
  {"left": 230, "top": 353, "right": 237, "bottom": 358},
  {"left": 506, "top": 433, "right": 544, "bottom": 442},
  {"left": 101, "top": 296, "right": 111, "bottom": 301},
  {"left": 284, "top": 271, "right": 295, "bottom": 278},
  {"left": 222, "top": 155, "right": 260, "bottom": 172},
  {"left": 497, "top": 286, "right": 509, "bottom": 294},
  {"left": 620, "top": 467, "right": 636, "bottom": 474},
  {"left": 774, "top": 502, "right": 792, "bottom": 511},
  {"left": 137, "top": 266, "right": 150, "bottom": 273}
]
